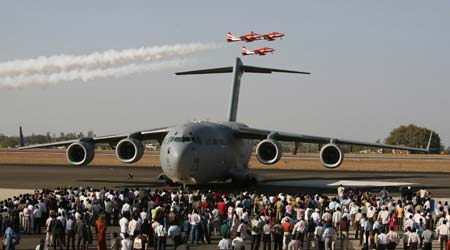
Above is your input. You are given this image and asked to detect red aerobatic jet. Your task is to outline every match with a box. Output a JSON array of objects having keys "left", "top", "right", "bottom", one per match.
[
  {"left": 227, "top": 31, "right": 263, "bottom": 42},
  {"left": 241, "top": 46, "right": 275, "bottom": 56},
  {"left": 263, "top": 32, "right": 285, "bottom": 41}
]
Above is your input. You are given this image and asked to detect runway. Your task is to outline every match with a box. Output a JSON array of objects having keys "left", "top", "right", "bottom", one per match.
[{"left": 1, "top": 164, "right": 450, "bottom": 197}]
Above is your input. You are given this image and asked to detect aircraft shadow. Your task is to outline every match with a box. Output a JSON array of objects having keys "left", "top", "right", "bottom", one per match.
[
  {"left": 76, "top": 179, "right": 163, "bottom": 188},
  {"left": 270, "top": 175, "right": 421, "bottom": 182}
]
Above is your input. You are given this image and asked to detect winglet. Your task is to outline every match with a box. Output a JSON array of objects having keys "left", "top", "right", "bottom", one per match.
[
  {"left": 19, "top": 126, "right": 25, "bottom": 148},
  {"left": 426, "top": 131, "right": 433, "bottom": 152}
]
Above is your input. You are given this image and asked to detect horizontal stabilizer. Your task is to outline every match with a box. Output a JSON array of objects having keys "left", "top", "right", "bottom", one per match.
[
  {"left": 242, "top": 66, "right": 310, "bottom": 74},
  {"left": 175, "top": 63, "right": 310, "bottom": 76},
  {"left": 175, "top": 67, "right": 233, "bottom": 75}
]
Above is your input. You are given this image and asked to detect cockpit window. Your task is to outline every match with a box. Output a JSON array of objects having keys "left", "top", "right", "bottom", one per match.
[{"left": 173, "top": 136, "right": 192, "bottom": 143}]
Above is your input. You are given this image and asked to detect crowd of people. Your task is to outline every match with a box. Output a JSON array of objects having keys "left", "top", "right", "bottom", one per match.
[{"left": 0, "top": 184, "right": 447, "bottom": 250}]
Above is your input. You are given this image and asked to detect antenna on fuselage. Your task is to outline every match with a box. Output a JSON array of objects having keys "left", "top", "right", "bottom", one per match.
[{"left": 175, "top": 57, "right": 310, "bottom": 122}]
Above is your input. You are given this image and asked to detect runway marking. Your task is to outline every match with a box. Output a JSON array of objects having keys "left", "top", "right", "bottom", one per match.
[
  {"left": 0, "top": 188, "right": 34, "bottom": 201},
  {"left": 265, "top": 179, "right": 416, "bottom": 188},
  {"left": 328, "top": 180, "right": 415, "bottom": 187}
]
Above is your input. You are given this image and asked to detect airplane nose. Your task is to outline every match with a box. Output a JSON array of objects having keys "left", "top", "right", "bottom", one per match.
[{"left": 168, "top": 143, "right": 192, "bottom": 181}]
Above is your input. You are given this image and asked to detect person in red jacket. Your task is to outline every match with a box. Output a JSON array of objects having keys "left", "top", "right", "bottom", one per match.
[{"left": 217, "top": 199, "right": 227, "bottom": 223}]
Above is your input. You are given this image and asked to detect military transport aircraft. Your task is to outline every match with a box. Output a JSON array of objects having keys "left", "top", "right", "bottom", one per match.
[{"left": 19, "top": 58, "right": 431, "bottom": 186}]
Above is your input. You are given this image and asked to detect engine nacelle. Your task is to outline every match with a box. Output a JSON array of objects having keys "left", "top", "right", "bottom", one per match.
[
  {"left": 66, "top": 142, "right": 95, "bottom": 166},
  {"left": 256, "top": 139, "right": 282, "bottom": 165},
  {"left": 115, "top": 138, "right": 144, "bottom": 163},
  {"left": 320, "top": 143, "right": 344, "bottom": 168}
]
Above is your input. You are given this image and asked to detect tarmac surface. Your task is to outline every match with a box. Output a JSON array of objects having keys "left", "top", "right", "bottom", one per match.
[
  {"left": 1, "top": 164, "right": 450, "bottom": 197},
  {"left": 1, "top": 164, "right": 450, "bottom": 249}
]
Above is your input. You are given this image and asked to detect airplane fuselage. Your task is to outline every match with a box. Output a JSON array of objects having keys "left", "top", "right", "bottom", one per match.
[{"left": 159, "top": 121, "right": 253, "bottom": 184}]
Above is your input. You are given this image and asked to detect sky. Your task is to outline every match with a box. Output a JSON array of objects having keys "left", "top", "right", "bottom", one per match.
[{"left": 0, "top": 1, "right": 449, "bottom": 146}]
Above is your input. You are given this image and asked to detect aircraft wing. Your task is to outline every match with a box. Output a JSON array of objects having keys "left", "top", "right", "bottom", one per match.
[
  {"left": 19, "top": 127, "right": 170, "bottom": 150},
  {"left": 233, "top": 126, "right": 430, "bottom": 153}
]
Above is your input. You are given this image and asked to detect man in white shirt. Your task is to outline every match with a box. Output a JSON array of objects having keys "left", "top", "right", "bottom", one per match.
[
  {"left": 322, "top": 224, "right": 335, "bottom": 250},
  {"left": 387, "top": 226, "right": 400, "bottom": 250},
  {"left": 128, "top": 217, "right": 139, "bottom": 237},
  {"left": 121, "top": 233, "right": 133, "bottom": 250},
  {"left": 331, "top": 208, "right": 342, "bottom": 237},
  {"left": 190, "top": 209, "right": 201, "bottom": 245},
  {"left": 262, "top": 222, "right": 271, "bottom": 250},
  {"left": 422, "top": 227, "right": 433, "bottom": 250},
  {"left": 232, "top": 232, "right": 245, "bottom": 250},
  {"left": 337, "top": 185, "right": 345, "bottom": 202},
  {"left": 403, "top": 227, "right": 411, "bottom": 250},
  {"left": 292, "top": 217, "right": 306, "bottom": 246},
  {"left": 408, "top": 228, "right": 420, "bottom": 249},
  {"left": 378, "top": 207, "right": 390, "bottom": 232},
  {"left": 404, "top": 215, "right": 414, "bottom": 231},
  {"left": 121, "top": 202, "right": 131, "bottom": 217},
  {"left": 119, "top": 215, "right": 129, "bottom": 238},
  {"left": 218, "top": 236, "right": 231, "bottom": 250},
  {"left": 33, "top": 204, "right": 43, "bottom": 234},
  {"left": 367, "top": 206, "right": 376, "bottom": 219},
  {"left": 436, "top": 220, "right": 449, "bottom": 250},
  {"left": 155, "top": 223, "right": 167, "bottom": 250},
  {"left": 311, "top": 208, "right": 320, "bottom": 223},
  {"left": 377, "top": 229, "right": 388, "bottom": 250}
]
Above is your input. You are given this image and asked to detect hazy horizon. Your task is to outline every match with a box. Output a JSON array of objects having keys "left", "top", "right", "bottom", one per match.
[{"left": 1, "top": 1, "right": 449, "bottom": 147}]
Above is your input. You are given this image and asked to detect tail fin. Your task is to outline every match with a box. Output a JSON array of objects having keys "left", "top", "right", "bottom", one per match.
[
  {"left": 226, "top": 32, "right": 237, "bottom": 42},
  {"left": 19, "top": 126, "right": 25, "bottom": 148},
  {"left": 242, "top": 46, "right": 250, "bottom": 55},
  {"left": 175, "top": 58, "right": 310, "bottom": 122}
]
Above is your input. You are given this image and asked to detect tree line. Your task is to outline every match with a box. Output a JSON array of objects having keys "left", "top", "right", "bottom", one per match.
[
  {"left": 0, "top": 131, "right": 95, "bottom": 148},
  {"left": 0, "top": 124, "right": 446, "bottom": 153}
]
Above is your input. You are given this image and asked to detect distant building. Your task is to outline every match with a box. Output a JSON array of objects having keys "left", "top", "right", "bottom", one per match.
[{"left": 145, "top": 144, "right": 158, "bottom": 151}]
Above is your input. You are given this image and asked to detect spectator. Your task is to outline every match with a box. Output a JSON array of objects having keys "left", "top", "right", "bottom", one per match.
[
  {"left": 95, "top": 216, "right": 107, "bottom": 250},
  {"left": 65, "top": 215, "right": 75, "bottom": 250},
  {"left": 110, "top": 232, "right": 121, "bottom": 250},
  {"left": 167, "top": 222, "right": 182, "bottom": 250},
  {"left": 49, "top": 213, "right": 64, "bottom": 250},
  {"left": 422, "top": 226, "right": 433, "bottom": 250},
  {"left": 339, "top": 217, "right": 349, "bottom": 250},
  {"left": 120, "top": 233, "right": 133, "bottom": 250},
  {"left": 155, "top": 221, "right": 166, "bottom": 250},
  {"left": 36, "top": 238, "right": 48, "bottom": 250},
  {"left": 4, "top": 223, "right": 18, "bottom": 250},
  {"left": 218, "top": 235, "right": 231, "bottom": 250},
  {"left": 250, "top": 216, "right": 263, "bottom": 250},
  {"left": 436, "top": 220, "right": 448, "bottom": 250},
  {"left": 232, "top": 232, "right": 245, "bottom": 250}
]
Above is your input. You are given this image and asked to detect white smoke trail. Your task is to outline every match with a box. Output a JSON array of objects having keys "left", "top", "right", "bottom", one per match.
[
  {"left": 0, "top": 59, "right": 192, "bottom": 89},
  {"left": 0, "top": 43, "right": 219, "bottom": 76}
]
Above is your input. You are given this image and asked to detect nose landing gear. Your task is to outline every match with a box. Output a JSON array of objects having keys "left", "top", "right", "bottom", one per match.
[{"left": 158, "top": 174, "right": 177, "bottom": 186}]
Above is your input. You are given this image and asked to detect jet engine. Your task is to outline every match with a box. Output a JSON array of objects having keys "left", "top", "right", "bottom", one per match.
[
  {"left": 115, "top": 138, "right": 144, "bottom": 163},
  {"left": 66, "top": 142, "right": 95, "bottom": 166},
  {"left": 319, "top": 143, "right": 344, "bottom": 168},
  {"left": 256, "top": 139, "right": 282, "bottom": 165}
]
